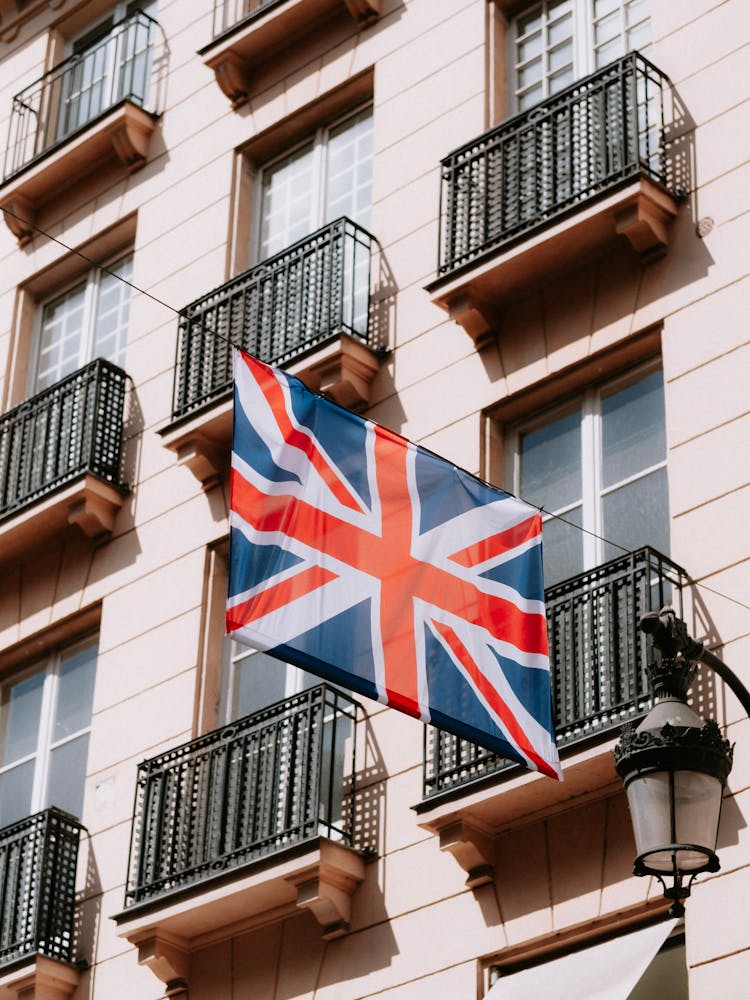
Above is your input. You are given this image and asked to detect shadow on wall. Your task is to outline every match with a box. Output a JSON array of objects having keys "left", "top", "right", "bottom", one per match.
[{"left": 74, "top": 830, "right": 102, "bottom": 999}]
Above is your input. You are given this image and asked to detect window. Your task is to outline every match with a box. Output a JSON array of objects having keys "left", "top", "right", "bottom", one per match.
[
  {"left": 255, "top": 104, "right": 373, "bottom": 260},
  {"left": 33, "top": 253, "right": 132, "bottom": 392},
  {"left": 508, "top": 366, "right": 669, "bottom": 587},
  {"left": 220, "top": 639, "right": 351, "bottom": 837},
  {"left": 511, "top": 0, "right": 651, "bottom": 111},
  {"left": 219, "top": 641, "right": 320, "bottom": 724},
  {"left": 57, "top": 1, "right": 156, "bottom": 140},
  {"left": 0, "top": 642, "right": 97, "bottom": 828}
]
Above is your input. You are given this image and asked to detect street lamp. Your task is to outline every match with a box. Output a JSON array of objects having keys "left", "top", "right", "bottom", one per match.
[{"left": 614, "top": 608, "right": 738, "bottom": 917}]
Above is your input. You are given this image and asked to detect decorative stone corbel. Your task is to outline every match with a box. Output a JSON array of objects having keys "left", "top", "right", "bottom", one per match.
[
  {"left": 175, "top": 433, "right": 226, "bottom": 489},
  {"left": 109, "top": 104, "right": 158, "bottom": 171},
  {"left": 344, "top": 0, "right": 381, "bottom": 26},
  {"left": 67, "top": 476, "right": 125, "bottom": 539},
  {"left": 209, "top": 51, "right": 253, "bottom": 109},
  {"left": 445, "top": 292, "right": 499, "bottom": 347},
  {"left": 290, "top": 334, "right": 382, "bottom": 411},
  {"left": 1, "top": 192, "right": 35, "bottom": 245},
  {"left": 287, "top": 841, "right": 366, "bottom": 939},
  {"left": 614, "top": 183, "right": 677, "bottom": 262},
  {"left": 438, "top": 818, "right": 496, "bottom": 888},
  {"left": 132, "top": 930, "right": 190, "bottom": 994}
]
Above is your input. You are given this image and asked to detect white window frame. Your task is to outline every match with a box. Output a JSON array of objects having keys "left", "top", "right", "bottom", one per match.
[
  {"left": 0, "top": 639, "right": 97, "bottom": 825},
  {"left": 251, "top": 101, "right": 373, "bottom": 265},
  {"left": 508, "top": 0, "right": 651, "bottom": 114},
  {"left": 505, "top": 361, "right": 667, "bottom": 576},
  {"left": 29, "top": 251, "right": 133, "bottom": 394}
]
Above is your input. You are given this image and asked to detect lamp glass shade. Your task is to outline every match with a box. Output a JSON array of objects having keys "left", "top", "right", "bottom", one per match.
[{"left": 626, "top": 769, "right": 724, "bottom": 873}]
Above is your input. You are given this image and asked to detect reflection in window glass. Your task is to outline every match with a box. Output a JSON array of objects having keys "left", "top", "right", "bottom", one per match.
[
  {"left": 512, "top": 367, "right": 668, "bottom": 588},
  {"left": 601, "top": 368, "right": 665, "bottom": 488},
  {"left": 520, "top": 408, "right": 582, "bottom": 511}
]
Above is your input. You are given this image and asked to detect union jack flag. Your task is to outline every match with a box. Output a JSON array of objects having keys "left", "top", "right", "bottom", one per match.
[{"left": 226, "top": 349, "right": 561, "bottom": 780}]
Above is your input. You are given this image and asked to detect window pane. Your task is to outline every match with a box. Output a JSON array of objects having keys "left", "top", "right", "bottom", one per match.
[
  {"left": 233, "top": 648, "right": 288, "bottom": 718},
  {"left": 520, "top": 408, "right": 582, "bottom": 511},
  {"left": 93, "top": 255, "right": 133, "bottom": 368},
  {"left": 53, "top": 645, "right": 97, "bottom": 742},
  {"left": 548, "top": 43, "right": 573, "bottom": 73},
  {"left": 36, "top": 281, "right": 87, "bottom": 390},
  {"left": 0, "top": 671, "right": 44, "bottom": 765},
  {"left": 602, "top": 467, "right": 669, "bottom": 561},
  {"left": 518, "top": 34, "right": 543, "bottom": 63},
  {"left": 325, "top": 108, "right": 373, "bottom": 229},
  {"left": 601, "top": 370, "right": 666, "bottom": 488},
  {"left": 259, "top": 142, "right": 315, "bottom": 258},
  {"left": 46, "top": 734, "right": 90, "bottom": 817},
  {"left": 519, "top": 60, "right": 544, "bottom": 89},
  {"left": 541, "top": 505, "right": 584, "bottom": 587},
  {"left": 547, "top": 12, "right": 573, "bottom": 47},
  {"left": 594, "top": 0, "right": 620, "bottom": 15},
  {"left": 518, "top": 9, "right": 542, "bottom": 37},
  {"left": 0, "top": 759, "right": 35, "bottom": 827}
]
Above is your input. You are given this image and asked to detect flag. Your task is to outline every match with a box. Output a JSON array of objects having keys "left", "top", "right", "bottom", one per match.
[{"left": 226, "top": 349, "right": 561, "bottom": 780}]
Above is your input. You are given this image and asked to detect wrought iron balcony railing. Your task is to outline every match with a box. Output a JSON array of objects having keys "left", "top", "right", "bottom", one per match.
[
  {"left": 172, "top": 216, "right": 374, "bottom": 420},
  {"left": 211, "top": 0, "right": 283, "bottom": 39},
  {"left": 0, "top": 358, "right": 128, "bottom": 521},
  {"left": 436, "top": 51, "right": 679, "bottom": 279},
  {"left": 3, "top": 10, "right": 157, "bottom": 182},
  {"left": 0, "top": 808, "right": 83, "bottom": 970},
  {"left": 423, "top": 547, "right": 687, "bottom": 799},
  {"left": 124, "top": 684, "right": 359, "bottom": 908}
]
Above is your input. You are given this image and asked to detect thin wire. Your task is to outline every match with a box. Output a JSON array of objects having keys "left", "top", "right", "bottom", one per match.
[
  {"left": 5, "top": 205, "right": 750, "bottom": 616},
  {"left": 1, "top": 204, "right": 235, "bottom": 348}
]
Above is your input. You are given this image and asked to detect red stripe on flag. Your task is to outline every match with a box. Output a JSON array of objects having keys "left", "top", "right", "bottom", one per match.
[
  {"left": 449, "top": 513, "right": 542, "bottom": 567},
  {"left": 226, "top": 563, "right": 339, "bottom": 634},
  {"left": 241, "top": 352, "right": 363, "bottom": 513},
  {"left": 431, "top": 619, "right": 559, "bottom": 780}
]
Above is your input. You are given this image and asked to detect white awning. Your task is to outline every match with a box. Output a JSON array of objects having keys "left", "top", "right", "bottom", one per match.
[{"left": 486, "top": 919, "right": 677, "bottom": 1000}]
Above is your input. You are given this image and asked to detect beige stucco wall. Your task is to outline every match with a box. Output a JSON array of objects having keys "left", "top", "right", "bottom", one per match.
[{"left": 0, "top": 0, "right": 748, "bottom": 996}]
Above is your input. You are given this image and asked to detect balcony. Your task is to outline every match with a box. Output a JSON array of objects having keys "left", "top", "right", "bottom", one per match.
[
  {"left": 0, "top": 809, "right": 83, "bottom": 998},
  {"left": 201, "top": 0, "right": 380, "bottom": 107},
  {"left": 427, "top": 52, "right": 684, "bottom": 343},
  {"left": 415, "top": 548, "right": 687, "bottom": 885},
  {"left": 0, "top": 359, "right": 129, "bottom": 565},
  {"left": 161, "top": 217, "right": 382, "bottom": 486},
  {"left": 116, "top": 686, "right": 365, "bottom": 989},
  {"left": 0, "top": 10, "right": 160, "bottom": 244}
]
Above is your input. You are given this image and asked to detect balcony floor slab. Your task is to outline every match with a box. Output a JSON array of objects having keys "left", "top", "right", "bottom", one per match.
[
  {"left": 115, "top": 836, "right": 366, "bottom": 977},
  {"left": 0, "top": 474, "right": 126, "bottom": 567},
  {"left": 428, "top": 177, "right": 679, "bottom": 345}
]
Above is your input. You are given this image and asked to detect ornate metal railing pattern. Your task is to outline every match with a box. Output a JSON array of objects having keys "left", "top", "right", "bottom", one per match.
[
  {"left": 0, "top": 808, "right": 83, "bottom": 969},
  {"left": 0, "top": 358, "right": 128, "bottom": 521},
  {"left": 124, "top": 684, "right": 359, "bottom": 907},
  {"left": 436, "top": 51, "right": 676, "bottom": 277},
  {"left": 210, "top": 0, "right": 285, "bottom": 40},
  {"left": 172, "top": 216, "right": 373, "bottom": 419},
  {"left": 3, "top": 10, "right": 157, "bottom": 181},
  {"left": 423, "top": 547, "right": 688, "bottom": 798}
]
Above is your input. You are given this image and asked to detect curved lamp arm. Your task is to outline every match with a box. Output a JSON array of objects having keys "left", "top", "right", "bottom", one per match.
[{"left": 640, "top": 608, "right": 750, "bottom": 720}]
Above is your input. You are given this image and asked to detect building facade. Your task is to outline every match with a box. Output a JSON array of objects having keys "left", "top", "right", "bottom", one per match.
[{"left": 0, "top": 0, "right": 748, "bottom": 996}]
